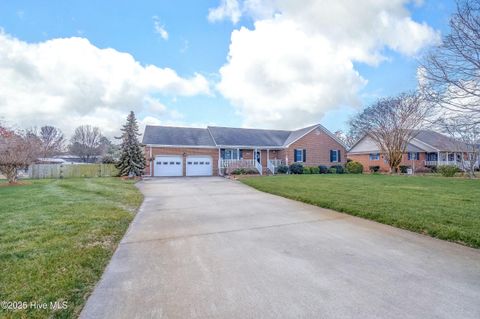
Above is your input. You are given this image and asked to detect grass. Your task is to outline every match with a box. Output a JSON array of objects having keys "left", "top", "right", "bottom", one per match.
[
  {"left": 0, "top": 178, "right": 143, "bottom": 319},
  {"left": 241, "top": 174, "right": 480, "bottom": 248}
]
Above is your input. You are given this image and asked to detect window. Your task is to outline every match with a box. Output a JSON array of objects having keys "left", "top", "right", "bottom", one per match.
[
  {"left": 330, "top": 150, "right": 341, "bottom": 163},
  {"left": 369, "top": 153, "right": 380, "bottom": 161},
  {"left": 221, "top": 149, "right": 243, "bottom": 160},
  {"left": 407, "top": 152, "right": 420, "bottom": 160},
  {"left": 294, "top": 149, "right": 306, "bottom": 162}
]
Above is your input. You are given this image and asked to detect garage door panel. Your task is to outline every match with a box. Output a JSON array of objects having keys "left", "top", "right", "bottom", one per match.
[
  {"left": 186, "top": 156, "right": 212, "bottom": 176},
  {"left": 154, "top": 156, "right": 183, "bottom": 176}
]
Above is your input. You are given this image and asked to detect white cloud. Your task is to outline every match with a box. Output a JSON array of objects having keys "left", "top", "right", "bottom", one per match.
[
  {"left": 208, "top": 0, "right": 242, "bottom": 24},
  {"left": 211, "top": 0, "right": 441, "bottom": 129},
  {"left": 0, "top": 31, "right": 210, "bottom": 138},
  {"left": 153, "top": 16, "right": 169, "bottom": 40}
]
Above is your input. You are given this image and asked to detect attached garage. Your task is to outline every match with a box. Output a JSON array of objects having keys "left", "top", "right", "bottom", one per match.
[
  {"left": 186, "top": 156, "right": 212, "bottom": 176},
  {"left": 154, "top": 156, "right": 183, "bottom": 177}
]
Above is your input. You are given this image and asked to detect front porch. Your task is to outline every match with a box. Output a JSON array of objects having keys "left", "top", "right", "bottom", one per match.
[
  {"left": 218, "top": 148, "right": 284, "bottom": 175},
  {"left": 424, "top": 152, "right": 479, "bottom": 168}
]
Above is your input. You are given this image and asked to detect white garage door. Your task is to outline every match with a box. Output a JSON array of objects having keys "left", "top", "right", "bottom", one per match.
[
  {"left": 154, "top": 156, "right": 183, "bottom": 177},
  {"left": 186, "top": 156, "right": 212, "bottom": 176}
]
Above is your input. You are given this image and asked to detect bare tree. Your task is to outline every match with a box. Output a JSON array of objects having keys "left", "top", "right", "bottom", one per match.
[
  {"left": 420, "top": 0, "right": 480, "bottom": 123},
  {"left": 69, "top": 125, "right": 105, "bottom": 162},
  {"left": 349, "top": 92, "right": 431, "bottom": 173},
  {"left": 334, "top": 130, "right": 357, "bottom": 149},
  {"left": 37, "top": 125, "right": 65, "bottom": 158},
  {"left": 0, "top": 128, "right": 41, "bottom": 183},
  {"left": 438, "top": 116, "right": 479, "bottom": 178}
]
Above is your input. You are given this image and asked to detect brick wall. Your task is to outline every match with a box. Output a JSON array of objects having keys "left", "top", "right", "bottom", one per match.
[
  {"left": 348, "top": 152, "right": 427, "bottom": 172},
  {"left": 278, "top": 128, "right": 346, "bottom": 167},
  {"left": 145, "top": 147, "right": 219, "bottom": 176}
]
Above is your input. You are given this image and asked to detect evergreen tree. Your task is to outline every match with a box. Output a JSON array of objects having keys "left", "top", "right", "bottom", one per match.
[{"left": 116, "top": 111, "right": 146, "bottom": 176}]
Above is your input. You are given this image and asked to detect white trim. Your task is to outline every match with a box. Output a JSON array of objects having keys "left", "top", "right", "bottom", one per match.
[
  {"left": 410, "top": 137, "right": 439, "bottom": 152},
  {"left": 145, "top": 144, "right": 218, "bottom": 149},
  {"left": 216, "top": 145, "right": 285, "bottom": 149},
  {"left": 284, "top": 124, "right": 347, "bottom": 149}
]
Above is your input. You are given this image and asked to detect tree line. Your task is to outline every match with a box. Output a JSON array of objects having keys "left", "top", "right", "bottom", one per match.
[
  {"left": 1, "top": 112, "right": 145, "bottom": 183},
  {"left": 340, "top": 0, "right": 480, "bottom": 178}
]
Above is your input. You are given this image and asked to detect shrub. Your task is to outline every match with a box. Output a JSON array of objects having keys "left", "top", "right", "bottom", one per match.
[
  {"left": 102, "top": 155, "right": 117, "bottom": 164},
  {"left": 438, "top": 165, "right": 458, "bottom": 177},
  {"left": 330, "top": 164, "right": 345, "bottom": 174},
  {"left": 318, "top": 165, "right": 329, "bottom": 174},
  {"left": 345, "top": 161, "right": 363, "bottom": 174},
  {"left": 415, "top": 166, "right": 432, "bottom": 174},
  {"left": 231, "top": 168, "right": 246, "bottom": 175},
  {"left": 310, "top": 166, "right": 320, "bottom": 174},
  {"left": 328, "top": 167, "right": 337, "bottom": 174},
  {"left": 369, "top": 165, "right": 380, "bottom": 173},
  {"left": 425, "top": 165, "right": 437, "bottom": 173},
  {"left": 399, "top": 165, "right": 411, "bottom": 174},
  {"left": 276, "top": 165, "right": 289, "bottom": 174},
  {"left": 231, "top": 168, "right": 258, "bottom": 175},
  {"left": 289, "top": 163, "right": 304, "bottom": 174},
  {"left": 303, "top": 166, "right": 312, "bottom": 174}
]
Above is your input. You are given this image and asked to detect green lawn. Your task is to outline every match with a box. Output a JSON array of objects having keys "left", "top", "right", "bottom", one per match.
[
  {"left": 0, "top": 178, "right": 143, "bottom": 319},
  {"left": 241, "top": 174, "right": 480, "bottom": 248}
]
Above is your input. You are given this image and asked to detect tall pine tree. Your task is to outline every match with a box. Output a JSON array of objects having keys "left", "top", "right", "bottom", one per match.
[{"left": 116, "top": 111, "right": 146, "bottom": 176}]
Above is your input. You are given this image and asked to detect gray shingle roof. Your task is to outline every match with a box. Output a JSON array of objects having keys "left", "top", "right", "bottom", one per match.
[
  {"left": 413, "top": 130, "right": 469, "bottom": 151},
  {"left": 207, "top": 126, "right": 291, "bottom": 147},
  {"left": 282, "top": 124, "right": 319, "bottom": 146},
  {"left": 142, "top": 126, "right": 216, "bottom": 146},
  {"left": 142, "top": 123, "right": 341, "bottom": 148}
]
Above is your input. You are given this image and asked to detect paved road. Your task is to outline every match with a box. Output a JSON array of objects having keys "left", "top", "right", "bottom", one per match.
[{"left": 81, "top": 177, "right": 480, "bottom": 319}]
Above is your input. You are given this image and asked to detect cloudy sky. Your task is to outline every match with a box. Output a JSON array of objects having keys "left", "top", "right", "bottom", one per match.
[{"left": 0, "top": 0, "right": 455, "bottom": 138}]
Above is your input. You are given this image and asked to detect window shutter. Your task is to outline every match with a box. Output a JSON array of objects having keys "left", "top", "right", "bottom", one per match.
[
  {"left": 330, "top": 150, "right": 333, "bottom": 162},
  {"left": 416, "top": 152, "right": 420, "bottom": 160},
  {"left": 338, "top": 150, "right": 341, "bottom": 162},
  {"left": 294, "top": 150, "right": 298, "bottom": 162},
  {"left": 303, "top": 149, "right": 306, "bottom": 162},
  {"left": 239, "top": 149, "right": 243, "bottom": 159},
  {"left": 221, "top": 149, "right": 225, "bottom": 159}
]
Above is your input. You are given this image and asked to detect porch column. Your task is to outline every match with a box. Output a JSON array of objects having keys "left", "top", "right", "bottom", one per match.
[
  {"left": 218, "top": 148, "right": 221, "bottom": 175},
  {"left": 267, "top": 149, "right": 269, "bottom": 164},
  {"left": 437, "top": 151, "right": 440, "bottom": 166},
  {"left": 237, "top": 148, "right": 240, "bottom": 160},
  {"left": 446, "top": 152, "right": 449, "bottom": 165}
]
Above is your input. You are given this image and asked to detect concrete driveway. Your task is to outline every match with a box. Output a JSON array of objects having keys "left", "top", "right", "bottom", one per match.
[{"left": 81, "top": 177, "right": 480, "bottom": 319}]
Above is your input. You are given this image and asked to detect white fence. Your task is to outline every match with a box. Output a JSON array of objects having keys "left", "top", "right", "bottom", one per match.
[{"left": 28, "top": 164, "right": 119, "bottom": 179}]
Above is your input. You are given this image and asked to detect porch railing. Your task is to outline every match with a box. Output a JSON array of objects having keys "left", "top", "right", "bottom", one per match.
[
  {"left": 267, "top": 159, "right": 283, "bottom": 174},
  {"left": 220, "top": 159, "right": 255, "bottom": 168},
  {"left": 425, "top": 160, "right": 479, "bottom": 169},
  {"left": 425, "top": 160, "right": 462, "bottom": 167},
  {"left": 255, "top": 160, "right": 263, "bottom": 175}
]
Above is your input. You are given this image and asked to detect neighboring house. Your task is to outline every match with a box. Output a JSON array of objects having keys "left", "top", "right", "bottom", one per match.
[
  {"left": 142, "top": 124, "right": 346, "bottom": 177},
  {"left": 348, "top": 130, "right": 477, "bottom": 172}
]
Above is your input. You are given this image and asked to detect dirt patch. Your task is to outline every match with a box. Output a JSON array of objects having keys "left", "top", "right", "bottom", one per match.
[{"left": 0, "top": 181, "right": 32, "bottom": 187}]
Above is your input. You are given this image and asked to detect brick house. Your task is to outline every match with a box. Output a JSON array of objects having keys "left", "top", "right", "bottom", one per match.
[
  {"left": 142, "top": 124, "right": 346, "bottom": 176},
  {"left": 348, "top": 130, "right": 477, "bottom": 172}
]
